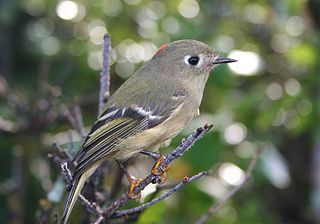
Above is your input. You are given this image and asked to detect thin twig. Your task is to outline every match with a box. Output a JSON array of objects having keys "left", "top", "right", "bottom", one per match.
[
  {"left": 194, "top": 147, "right": 264, "bottom": 224},
  {"left": 93, "top": 216, "right": 104, "bottom": 224},
  {"left": 59, "top": 161, "right": 102, "bottom": 217},
  {"left": 113, "top": 171, "right": 208, "bottom": 218},
  {"left": 53, "top": 212, "right": 58, "bottom": 224},
  {"left": 158, "top": 124, "right": 213, "bottom": 174},
  {"left": 74, "top": 97, "right": 86, "bottom": 138},
  {"left": 78, "top": 194, "right": 102, "bottom": 215},
  {"left": 99, "top": 34, "right": 111, "bottom": 114},
  {"left": 60, "top": 162, "right": 73, "bottom": 186},
  {"left": 61, "top": 104, "right": 85, "bottom": 138},
  {"left": 49, "top": 143, "right": 70, "bottom": 164}
]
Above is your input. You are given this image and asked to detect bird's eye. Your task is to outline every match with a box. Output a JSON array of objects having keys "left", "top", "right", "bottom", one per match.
[{"left": 187, "top": 56, "right": 200, "bottom": 66}]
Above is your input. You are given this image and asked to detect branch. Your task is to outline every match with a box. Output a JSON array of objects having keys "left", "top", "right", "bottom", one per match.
[
  {"left": 96, "top": 124, "right": 213, "bottom": 221},
  {"left": 83, "top": 33, "right": 112, "bottom": 223},
  {"left": 73, "top": 97, "right": 86, "bottom": 138},
  {"left": 157, "top": 124, "right": 213, "bottom": 174},
  {"left": 60, "top": 103, "right": 85, "bottom": 139},
  {"left": 49, "top": 143, "right": 70, "bottom": 165},
  {"left": 50, "top": 145, "right": 102, "bottom": 217},
  {"left": 99, "top": 34, "right": 111, "bottom": 114},
  {"left": 59, "top": 161, "right": 101, "bottom": 217},
  {"left": 113, "top": 171, "right": 208, "bottom": 218},
  {"left": 60, "top": 162, "right": 73, "bottom": 187},
  {"left": 194, "top": 146, "right": 264, "bottom": 224}
]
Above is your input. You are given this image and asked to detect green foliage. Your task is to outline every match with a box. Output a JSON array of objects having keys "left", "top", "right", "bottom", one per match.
[{"left": 138, "top": 200, "right": 166, "bottom": 224}]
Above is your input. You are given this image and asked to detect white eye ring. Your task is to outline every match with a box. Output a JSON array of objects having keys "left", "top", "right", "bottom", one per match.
[{"left": 184, "top": 54, "right": 204, "bottom": 67}]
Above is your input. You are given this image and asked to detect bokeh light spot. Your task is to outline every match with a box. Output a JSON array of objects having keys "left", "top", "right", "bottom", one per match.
[
  {"left": 140, "top": 41, "right": 157, "bottom": 61},
  {"left": 284, "top": 109, "right": 300, "bottom": 129},
  {"left": 228, "top": 50, "right": 262, "bottom": 76},
  {"left": 224, "top": 123, "right": 247, "bottom": 145},
  {"left": 272, "top": 108, "right": 286, "bottom": 127},
  {"left": 285, "top": 16, "right": 305, "bottom": 37},
  {"left": 102, "top": 0, "right": 123, "bottom": 17},
  {"left": 115, "top": 62, "right": 135, "bottom": 78},
  {"left": 244, "top": 4, "right": 267, "bottom": 24},
  {"left": 41, "top": 37, "right": 60, "bottom": 55},
  {"left": 56, "top": 1, "right": 78, "bottom": 20},
  {"left": 89, "top": 26, "right": 107, "bottom": 45},
  {"left": 219, "top": 163, "right": 245, "bottom": 186},
  {"left": 297, "top": 99, "right": 312, "bottom": 116},
  {"left": 261, "top": 146, "right": 291, "bottom": 189},
  {"left": 266, "top": 83, "right": 283, "bottom": 101},
  {"left": 27, "top": 18, "right": 54, "bottom": 41},
  {"left": 214, "top": 36, "right": 235, "bottom": 53},
  {"left": 162, "top": 16, "right": 180, "bottom": 34},
  {"left": 88, "top": 51, "right": 102, "bottom": 71},
  {"left": 147, "top": 1, "right": 166, "bottom": 20},
  {"left": 125, "top": 42, "right": 145, "bottom": 63},
  {"left": 284, "top": 78, "right": 301, "bottom": 97},
  {"left": 178, "top": 0, "right": 200, "bottom": 19}
]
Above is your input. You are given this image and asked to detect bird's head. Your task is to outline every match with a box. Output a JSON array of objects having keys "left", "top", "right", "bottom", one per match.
[{"left": 149, "top": 39, "right": 236, "bottom": 79}]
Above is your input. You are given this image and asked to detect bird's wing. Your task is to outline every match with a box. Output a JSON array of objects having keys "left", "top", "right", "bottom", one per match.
[{"left": 71, "top": 97, "right": 184, "bottom": 179}]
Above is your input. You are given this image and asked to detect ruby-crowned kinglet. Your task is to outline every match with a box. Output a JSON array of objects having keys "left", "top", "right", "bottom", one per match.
[{"left": 61, "top": 39, "right": 236, "bottom": 223}]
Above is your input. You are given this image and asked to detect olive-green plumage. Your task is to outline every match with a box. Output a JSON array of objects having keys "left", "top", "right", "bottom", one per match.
[{"left": 61, "top": 39, "right": 236, "bottom": 224}]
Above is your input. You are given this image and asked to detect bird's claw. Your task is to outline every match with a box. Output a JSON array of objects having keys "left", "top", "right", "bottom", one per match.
[
  {"left": 127, "top": 177, "right": 143, "bottom": 199},
  {"left": 151, "top": 155, "right": 170, "bottom": 184}
]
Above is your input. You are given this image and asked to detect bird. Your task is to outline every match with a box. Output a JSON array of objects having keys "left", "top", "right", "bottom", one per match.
[{"left": 60, "top": 39, "right": 236, "bottom": 223}]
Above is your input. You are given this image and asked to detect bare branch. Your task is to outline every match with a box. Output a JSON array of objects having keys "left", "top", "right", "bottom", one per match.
[
  {"left": 194, "top": 146, "right": 264, "bottom": 224},
  {"left": 53, "top": 212, "right": 58, "bottom": 224},
  {"left": 49, "top": 143, "right": 70, "bottom": 165},
  {"left": 157, "top": 124, "right": 213, "bottom": 174},
  {"left": 97, "top": 124, "right": 213, "bottom": 221},
  {"left": 113, "top": 171, "right": 208, "bottom": 218},
  {"left": 78, "top": 194, "right": 102, "bottom": 216},
  {"left": 93, "top": 216, "right": 104, "bottom": 224},
  {"left": 84, "top": 34, "right": 112, "bottom": 223},
  {"left": 74, "top": 97, "right": 86, "bottom": 138},
  {"left": 60, "top": 104, "right": 85, "bottom": 138},
  {"left": 60, "top": 162, "right": 73, "bottom": 186},
  {"left": 58, "top": 160, "right": 102, "bottom": 218},
  {"left": 99, "top": 34, "right": 111, "bottom": 114}
]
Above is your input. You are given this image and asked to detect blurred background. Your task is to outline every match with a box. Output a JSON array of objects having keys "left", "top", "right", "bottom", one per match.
[{"left": 0, "top": 0, "right": 319, "bottom": 223}]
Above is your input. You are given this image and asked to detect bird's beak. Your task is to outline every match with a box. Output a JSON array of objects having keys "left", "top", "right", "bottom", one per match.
[{"left": 212, "top": 57, "right": 237, "bottom": 65}]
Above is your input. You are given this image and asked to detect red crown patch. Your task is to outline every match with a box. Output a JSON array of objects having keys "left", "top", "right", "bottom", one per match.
[{"left": 154, "top": 44, "right": 169, "bottom": 56}]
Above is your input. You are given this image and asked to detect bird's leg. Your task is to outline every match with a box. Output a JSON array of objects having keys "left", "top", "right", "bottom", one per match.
[
  {"left": 140, "top": 150, "right": 170, "bottom": 184},
  {"left": 140, "top": 150, "right": 161, "bottom": 159},
  {"left": 116, "top": 160, "right": 142, "bottom": 199}
]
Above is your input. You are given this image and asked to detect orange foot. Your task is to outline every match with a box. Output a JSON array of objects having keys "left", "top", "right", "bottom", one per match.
[
  {"left": 116, "top": 160, "right": 143, "bottom": 199},
  {"left": 127, "top": 176, "right": 143, "bottom": 199},
  {"left": 151, "top": 155, "right": 170, "bottom": 184}
]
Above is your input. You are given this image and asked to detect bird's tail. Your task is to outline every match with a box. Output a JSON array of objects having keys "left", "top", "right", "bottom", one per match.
[{"left": 60, "top": 175, "right": 86, "bottom": 224}]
